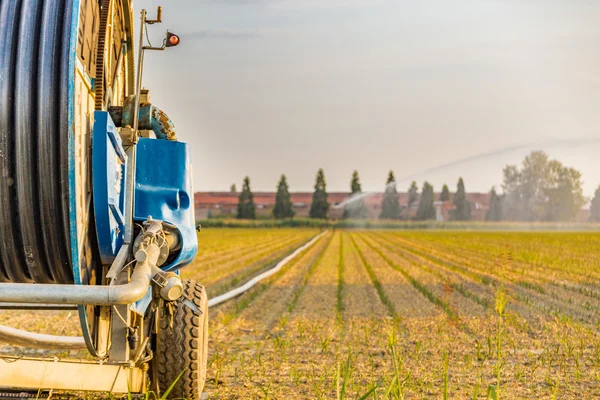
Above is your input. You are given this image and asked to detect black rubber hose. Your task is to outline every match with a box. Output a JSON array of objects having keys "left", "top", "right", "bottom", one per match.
[
  {"left": 38, "top": 0, "right": 72, "bottom": 283},
  {"left": 15, "top": 0, "right": 54, "bottom": 283},
  {"left": 0, "top": 0, "right": 30, "bottom": 283},
  {"left": 0, "top": 0, "right": 99, "bottom": 284},
  {"left": 0, "top": 1, "right": 7, "bottom": 282}
]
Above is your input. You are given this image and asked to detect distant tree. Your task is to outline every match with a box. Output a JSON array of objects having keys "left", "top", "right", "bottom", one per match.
[
  {"left": 440, "top": 184, "right": 451, "bottom": 202},
  {"left": 486, "top": 187, "right": 503, "bottom": 221},
  {"left": 380, "top": 171, "right": 401, "bottom": 220},
  {"left": 273, "top": 175, "right": 295, "bottom": 219},
  {"left": 309, "top": 169, "right": 329, "bottom": 219},
  {"left": 230, "top": 184, "right": 237, "bottom": 193},
  {"left": 236, "top": 177, "right": 256, "bottom": 219},
  {"left": 408, "top": 181, "right": 419, "bottom": 207},
  {"left": 450, "top": 178, "right": 471, "bottom": 221},
  {"left": 542, "top": 161, "right": 585, "bottom": 222},
  {"left": 417, "top": 182, "right": 436, "bottom": 220},
  {"left": 344, "top": 170, "right": 368, "bottom": 219},
  {"left": 591, "top": 186, "right": 600, "bottom": 222},
  {"left": 502, "top": 151, "right": 585, "bottom": 222}
]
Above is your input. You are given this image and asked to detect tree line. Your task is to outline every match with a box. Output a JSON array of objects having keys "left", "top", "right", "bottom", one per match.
[{"left": 234, "top": 151, "right": 600, "bottom": 222}]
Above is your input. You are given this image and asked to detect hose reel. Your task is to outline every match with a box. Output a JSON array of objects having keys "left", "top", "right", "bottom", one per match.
[{"left": 0, "top": 1, "right": 204, "bottom": 397}]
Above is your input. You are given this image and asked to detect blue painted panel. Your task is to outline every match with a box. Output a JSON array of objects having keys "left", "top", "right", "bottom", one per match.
[
  {"left": 67, "top": 0, "right": 81, "bottom": 285},
  {"left": 134, "top": 138, "right": 198, "bottom": 270},
  {"left": 92, "top": 111, "right": 127, "bottom": 264}
]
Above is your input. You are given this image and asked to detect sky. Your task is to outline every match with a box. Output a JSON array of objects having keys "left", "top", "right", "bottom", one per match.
[{"left": 137, "top": 0, "right": 600, "bottom": 197}]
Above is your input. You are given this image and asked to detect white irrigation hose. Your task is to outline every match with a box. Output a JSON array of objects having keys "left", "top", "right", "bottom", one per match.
[
  {"left": 0, "top": 231, "right": 327, "bottom": 350},
  {"left": 208, "top": 230, "right": 328, "bottom": 308}
]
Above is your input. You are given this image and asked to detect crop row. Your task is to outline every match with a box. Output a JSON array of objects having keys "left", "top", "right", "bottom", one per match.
[{"left": 206, "top": 230, "right": 600, "bottom": 398}]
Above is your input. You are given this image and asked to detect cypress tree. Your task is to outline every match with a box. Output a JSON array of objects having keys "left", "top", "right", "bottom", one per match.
[
  {"left": 450, "top": 178, "right": 471, "bottom": 221},
  {"left": 343, "top": 170, "right": 368, "bottom": 219},
  {"left": 380, "top": 171, "right": 401, "bottom": 219},
  {"left": 236, "top": 176, "right": 256, "bottom": 219},
  {"left": 486, "top": 187, "right": 504, "bottom": 221},
  {"left": 440, "top": 184, "right": 451, "bottom": 202},
  {"left": 273, "top": 175, "right": 295, "bottom": 219},
  {"left": 408, "top": 181, "right": 419, "bottom": 207},
  {"left": 309, "top": 169, "right": 329, "bottom": 219},
  {"left": 591, "top": 186, "right": 600, "bottom": 222},
  {"left": 417, "top": 182, "right": 436, "bottom": 220}
]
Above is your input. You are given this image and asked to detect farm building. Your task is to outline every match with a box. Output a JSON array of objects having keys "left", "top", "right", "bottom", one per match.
[{"left": 194, "top": 191, "right": 493, "bottom": 221}]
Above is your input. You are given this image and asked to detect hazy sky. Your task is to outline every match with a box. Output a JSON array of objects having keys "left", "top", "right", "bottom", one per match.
[{"left": 138, "top": 0, "right": 600, "bottom": 196}]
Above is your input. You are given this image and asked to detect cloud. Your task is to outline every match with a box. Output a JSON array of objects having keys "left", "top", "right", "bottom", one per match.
[
  {"left": 394, "top": 137, "right": 600, "bottom": 184},
  {"left": 182, "top": 29, "right": 264, "bottom": 40},
  {"left": 578, "top": 70, "right": 600, "bottom": 85},
  {"left": 334, "top": 137, "right": 600, "bottom": 209},
  {"left": 209, "top": 0, "right": 271, "bottom": 4},
  {"left": 211, "top": 0, "right": 384, "bottom": 8},
  {"left": 269, "top": 0, "right": 385, "bottom": 9}
]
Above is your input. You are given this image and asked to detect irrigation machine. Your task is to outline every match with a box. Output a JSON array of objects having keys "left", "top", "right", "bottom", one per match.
[{"left": 0, "top": 1, "right": 207, "bottom": 398}]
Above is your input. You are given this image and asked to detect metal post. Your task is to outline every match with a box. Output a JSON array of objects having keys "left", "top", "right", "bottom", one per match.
[{"left": 132, "top": 9, "right": 146, "bottom": 136}]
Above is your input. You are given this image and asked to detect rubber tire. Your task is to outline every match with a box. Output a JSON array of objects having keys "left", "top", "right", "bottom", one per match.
[{"left": 156, "top": 280, "right": 208, "bottom": 399}]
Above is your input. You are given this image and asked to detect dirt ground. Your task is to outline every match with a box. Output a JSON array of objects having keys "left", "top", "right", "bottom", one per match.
[
  {"left": 206, "top": 230, "right": 600, "bottom": 399},
  {"left": 2, "top": 229, "right": 600, "bottom": 399}
]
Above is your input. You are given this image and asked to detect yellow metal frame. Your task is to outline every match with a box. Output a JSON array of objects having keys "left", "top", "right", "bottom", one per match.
[{"left": 0, "top": 356, "right": 145, "bottom": 393}]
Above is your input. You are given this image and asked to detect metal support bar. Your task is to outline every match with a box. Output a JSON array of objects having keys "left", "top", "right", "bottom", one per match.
[
  {"left": 132, "top": 9, "right": 146, "bottom": 136},
  {"left": 0, "top": 357, "right": 145, "bottom": 393},
  {"left": 0, "top": 325, "right": 85, "bottom": 350},
  {"left": 0, "top": 258, "right": 153, "bottom": 305},
  {"left": 0, "top": 303, "right": 77, "bottom": 310}
]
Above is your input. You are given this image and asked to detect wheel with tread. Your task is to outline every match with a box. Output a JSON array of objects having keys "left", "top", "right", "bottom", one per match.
[{"left": 156, "top": 279, "right": 208, "bottom": 399}]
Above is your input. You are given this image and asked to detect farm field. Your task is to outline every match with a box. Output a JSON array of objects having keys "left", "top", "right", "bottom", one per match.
[
  {"left": 2, "top": 228, "right": 600, "bottom": 399},
  {"left": 206, "top": 229, "right": 600, "bottom": 399},
  {"left": 0, "top": 228, "right": 319, "bottom": 357},
  {"left": 183, "top": 228, "right": 319, "bottom": 298}
]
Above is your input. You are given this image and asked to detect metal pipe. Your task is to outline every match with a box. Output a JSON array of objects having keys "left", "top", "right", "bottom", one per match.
[
  {"left": 108, "top": 103, "right": 177, "bottom": 140},
  {"left": 132, "top": 9, "right": 146, "bottom": 136},
  {"left": 0, "top": 245, "right": 158, "bottom": 305},
  {"left": 149, "top": 106, "right": 176, "bottom": 140},
  {"left": 0, "top": 325, "right": 86, "bottom": 350},
  {"left": 0, "top": 303, "right": 77, "bottom": 310}
]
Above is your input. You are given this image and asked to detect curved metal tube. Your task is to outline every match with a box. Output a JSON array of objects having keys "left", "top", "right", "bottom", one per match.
[
  {"left": 0, "top": 259, "right": 152, "bottom": 306},
  {"left": 108, "top": 102, "right": 177, "bottom": 140},
  {"left": 149, "top": 105, "right": 177, "bottom": 140},
  {"left": 0, "top": 325, "right": 86, "bottom": 350}
]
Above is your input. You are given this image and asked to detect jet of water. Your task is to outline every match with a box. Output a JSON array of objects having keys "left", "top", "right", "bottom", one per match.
[{"left": 333, "top": 137, "right": 600, "bottom": 209}]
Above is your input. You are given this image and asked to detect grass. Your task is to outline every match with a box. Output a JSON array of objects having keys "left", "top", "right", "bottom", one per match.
[
  {"left": 199, "top": 217, "right": 600, "bottom": 231},
  {"left": 6, "top": 228, "right": 600, "bottom": 398},
  {"left": 204, "top": 229, "right": 600, "bottom": 398}
]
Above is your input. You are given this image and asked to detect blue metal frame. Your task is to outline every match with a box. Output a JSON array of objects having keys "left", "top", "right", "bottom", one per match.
[
  {"left": 68, "top": 0, "right": 81, "bottom": 285},
  {"left": 68, "top": 0, "right": 197, "bottom": 353},
  {"left": 134, "top": 138, "right": 198, "bottom": 271},
  {"left": 66, "top": 0, "right": 96, "bottom": 354},
  {"left": 92, "top": 112, "right": 128, "bottom": 264}
]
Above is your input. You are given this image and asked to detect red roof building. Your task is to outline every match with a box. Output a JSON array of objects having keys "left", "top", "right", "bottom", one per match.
[{"left": 194, "top": 191, "right": 492, "bottom": 221}]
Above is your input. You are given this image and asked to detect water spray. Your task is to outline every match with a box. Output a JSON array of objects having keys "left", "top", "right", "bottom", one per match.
[{"left": 333, "top": 137, "right": 600, "bottom": 209}]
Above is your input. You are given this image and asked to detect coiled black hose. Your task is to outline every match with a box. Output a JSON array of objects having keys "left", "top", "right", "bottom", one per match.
[{"left": 0, "top": 0, "right": 74, "bottom": 283}]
